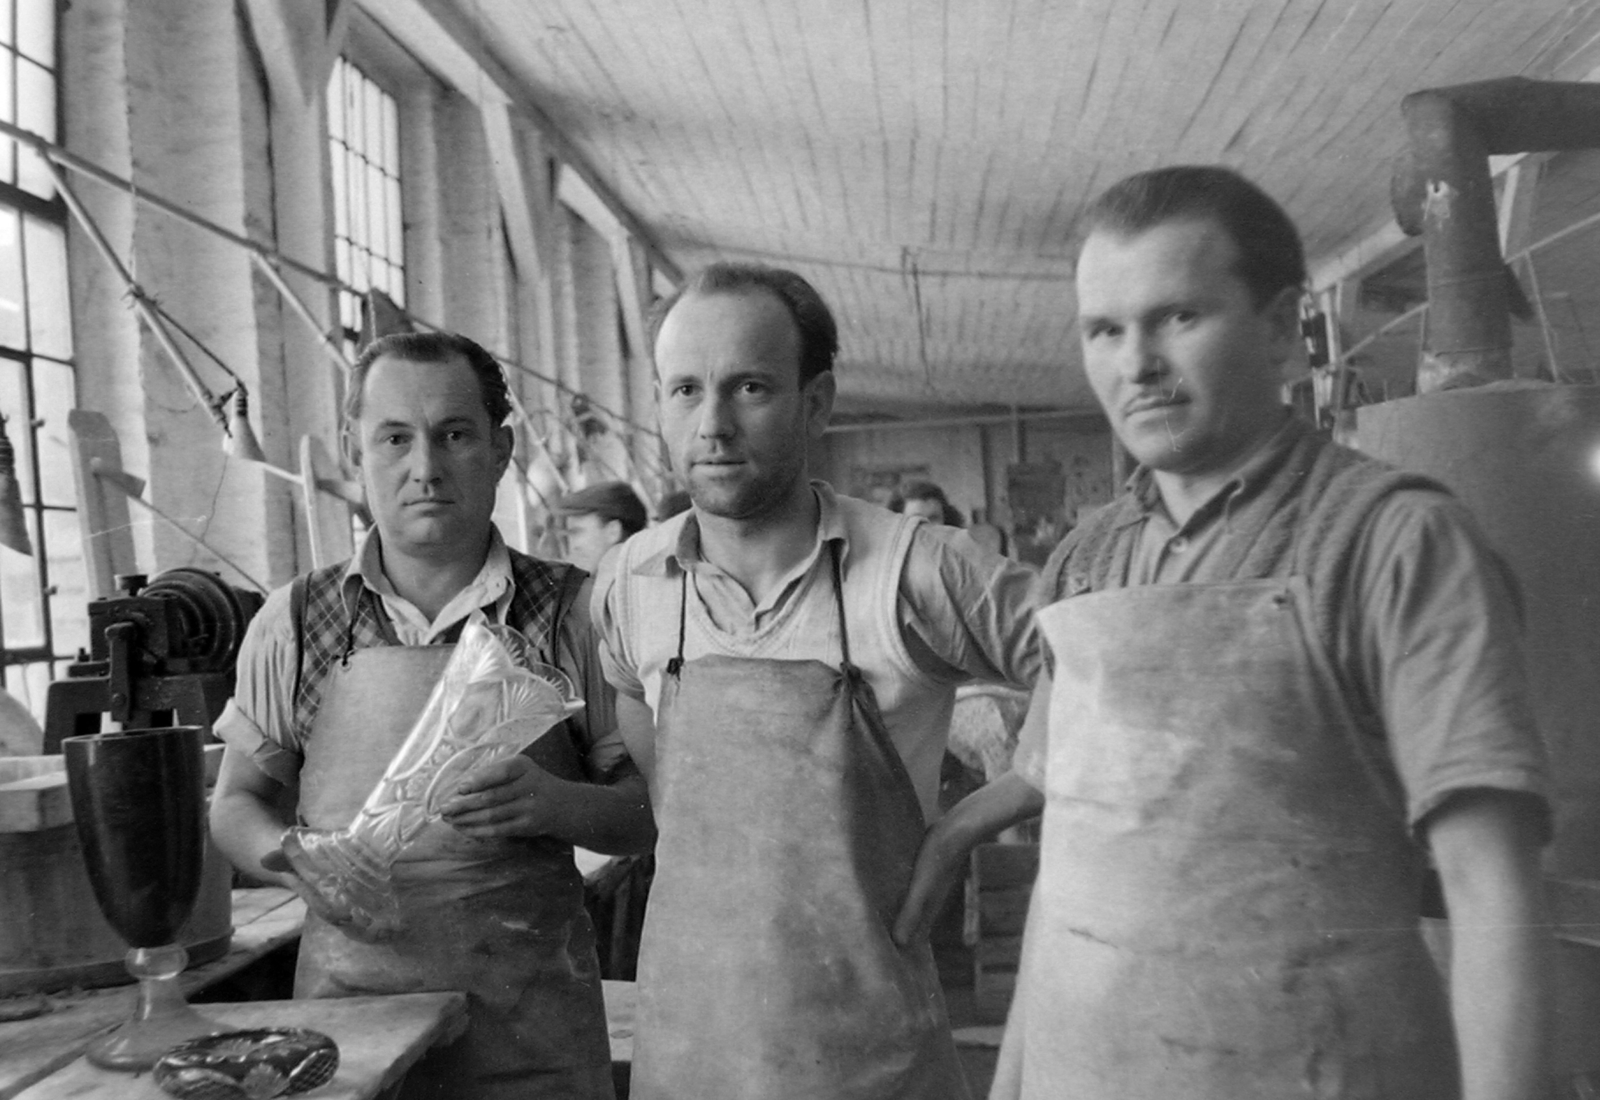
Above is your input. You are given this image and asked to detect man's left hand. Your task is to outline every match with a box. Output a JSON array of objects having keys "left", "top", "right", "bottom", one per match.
[{"left": 437, "top": 754, "right": 563, "bottom": 839}]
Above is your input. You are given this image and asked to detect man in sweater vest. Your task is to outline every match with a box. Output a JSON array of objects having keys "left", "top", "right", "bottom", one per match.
[
  {"left": 210, "top": 331, "right": 652, "bottom": 1099},
  {"left": 897, "top": 167, "right": 1552, "bottom": 1100}
]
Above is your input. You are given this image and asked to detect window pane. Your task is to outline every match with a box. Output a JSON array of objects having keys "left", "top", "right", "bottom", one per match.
[
  {"left": 43, "top": 508, "right": 87, "bottom": 654},
  {"left": 0, "top": 357, "right": 33, "bottom": 504},
  {"left": 0, "top": 0, "right": 13, "bottom": 48},
  {"left": 10, "top": 661, "right": 50, "bottom": 727},
  {"left": 365, "top": 162, "right": 385, "bottom": 267},
  {"left": 15, "top": 0, "right": 49, "bottom": 69},
  {"left": 16, "top": 58, "right": 51, "bottom": 197},
  {"left": 33, "top": 358, "right": 72, "bottom": 507},
  {"left": 326, "top": 62, "right": 345, "bottom": 143},
  {"left": 0, "top": 210, "right": 25, "bottom": 348},
  {"left": 386, "top": 176, "right": 403, "bottom": 269},
  {"left": 363, "top": 81, "right": 382, "bottom": 167},
  {"left": 381, "top": 93, "right": 398, "bottom": 175},
  {"left": 345, "top": 74, "right": 362, "bottom": 150},
  {"left": 0, "top": 50, "right": 15, "bottom": 188},
  {"left": 329, "top": 140, "right": 348, "bottom": 241},
  {"left": 0, "top": 514, "right": 45, "bottom": 648},
  {"left": 23, "top": 216, "right": 68, "bottom": 358}
]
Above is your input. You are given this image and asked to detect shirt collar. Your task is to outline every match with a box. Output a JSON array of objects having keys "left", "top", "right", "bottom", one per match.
[
  {"left": 341, "top": 525, "right": 514, "bottom": 617},
  {"left": 633, "top": 480, "right": 848, "bottom": 577},
  {"left": 1117, "top": 411, "right": 1307, "bottom": 532}
]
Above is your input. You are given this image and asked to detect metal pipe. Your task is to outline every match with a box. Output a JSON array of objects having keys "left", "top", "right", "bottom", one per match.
[{"left": 1391, "top": 77, "right": 1600, "bottom": 392}]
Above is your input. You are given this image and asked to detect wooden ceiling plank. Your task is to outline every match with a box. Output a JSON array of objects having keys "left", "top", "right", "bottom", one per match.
[
  {"left": 788, "top": 2, "right": 879, "bottom": 251},
  {"left": 1236, "top": 0, "right": 1412, "bottom": 165},
  {"left": 521, "top": 3, "right": 685, "bottom": 226},
  {"left": 1172, "top": 0, "right": 1308, "bottom": 158},
  {"left": 1079, "top": 0, "right": 1179, "bottom": 166}
]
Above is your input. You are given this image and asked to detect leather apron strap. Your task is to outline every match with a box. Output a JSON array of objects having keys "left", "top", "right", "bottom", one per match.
[
  {"left": 997, "top": 579, "right": 1456, "bottom": 1100},
  {"left": 295, "top": 643, "right": 612, "bottom": 1100},
  {"left": 632, "top": 544, "right": 970, "bottom": 1100}
]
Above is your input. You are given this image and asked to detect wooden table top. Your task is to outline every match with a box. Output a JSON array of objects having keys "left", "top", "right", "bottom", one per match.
[
  {"left": 0, "top": 888, "right": 306, "bottom": 1098},
  {"left": 2, "top": 887, "right": 640, "bottom": 1099},
  {"left": 12, "top": 993, "right": 467, "bottom": 1100}
]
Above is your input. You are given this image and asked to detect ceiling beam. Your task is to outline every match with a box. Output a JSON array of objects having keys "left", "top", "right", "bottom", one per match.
[{"left": 354, "top": 0, "right": 681, "bottom": 284}]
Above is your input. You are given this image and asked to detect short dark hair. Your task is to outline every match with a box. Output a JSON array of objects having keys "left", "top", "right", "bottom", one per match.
[
  {"left": 891, "top": 479, "right": 964, "bottom": 527},
  {"left": 347, "top": 331, "right": 513, "bottom": 428},
  {"left": 1079, "top": 166, "right": 1306, "bottom": 307},
  {"left": 556, "top": 480, "right": 648, "bottom": 538},
  {"left": 650, "top": 262, "right": 839, "bottom": 386}
]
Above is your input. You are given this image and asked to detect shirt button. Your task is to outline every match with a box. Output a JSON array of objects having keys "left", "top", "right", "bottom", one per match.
[{"left": 1170, "top": 536, "right": 1190, "bottom": 554}]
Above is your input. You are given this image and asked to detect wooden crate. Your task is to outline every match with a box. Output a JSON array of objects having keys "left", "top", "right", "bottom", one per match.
[{"left": 964, "top": 842, "right": 1039, "bottom": 1023}]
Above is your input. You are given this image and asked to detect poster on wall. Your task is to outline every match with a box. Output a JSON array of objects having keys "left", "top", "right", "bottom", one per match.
[{"left": 1007, "top": 461, "right": 1067, "bottom": 567}]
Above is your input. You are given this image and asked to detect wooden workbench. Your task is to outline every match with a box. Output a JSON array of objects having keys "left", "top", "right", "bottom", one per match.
[
  {"left": 2, "top": 887, "right": 639, "bottom": 1099},
  {"left": 0, "top": 888, "right": 308, "bottom": 1098},
  {"left": 13, "top": 993, "right": 467, "bottom": 1100}
]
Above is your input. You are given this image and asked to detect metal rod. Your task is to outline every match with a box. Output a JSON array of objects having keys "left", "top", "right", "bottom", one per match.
[
  {"left": 826, "top": 407, "right": 1102, "bottom": 434},
  {"left": 0, "top": 116, "right": 337, "bottom": 291},
  {"left": 46, "top": 161, "right": 228, "bottom": 430},
  {"left": 1335, "top": 301, "right": 1430, "bottom": 367},
  {"left": 5, "top": 117, "right": 662, "bottom": 442},
  {"left": 93, "top": 472, "right": 268, "bottom": 594},
  {"left": 247, "top": 251, "right": 351, "bottom": 376},
  {"left": 1522, "top": 253, "right": 1565, "bottom": 383}
]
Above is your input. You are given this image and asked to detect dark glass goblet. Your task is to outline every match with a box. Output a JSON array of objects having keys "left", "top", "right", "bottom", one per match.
[{"left": 63, "top": 725, "right": 220, "bottom": 1070}]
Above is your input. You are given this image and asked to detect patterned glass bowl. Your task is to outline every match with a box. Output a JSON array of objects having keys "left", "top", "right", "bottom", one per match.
[{"left": 152, "top": 1028, "right": 340, "bottom": 1100}]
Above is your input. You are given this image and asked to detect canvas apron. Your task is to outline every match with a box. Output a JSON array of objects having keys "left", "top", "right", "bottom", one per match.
[
  {"left": 630, "top": 545, "right": 970, "bottom": 1100},
  {"left": 994, "top": 578, "right": 1458, "bottom": 1099},
  {"left": 295, "top": 643, "right": 614, "bottom": 1100}
]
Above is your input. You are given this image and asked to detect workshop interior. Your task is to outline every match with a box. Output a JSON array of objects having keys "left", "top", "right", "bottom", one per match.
[{"left": 3, "top": 2, "right": 1600, "bottom": 1098}]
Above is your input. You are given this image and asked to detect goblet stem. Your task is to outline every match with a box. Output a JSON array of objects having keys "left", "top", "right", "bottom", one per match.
[{"left": 84, "top": 943, "right": 220, "bottom": 1071}]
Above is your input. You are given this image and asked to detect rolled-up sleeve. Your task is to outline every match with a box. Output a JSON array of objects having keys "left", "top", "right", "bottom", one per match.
[
  {"left": 590, "top": 546, "right": 647, "bottom": 702},
  {"left": 212, "top": 584, "right": 304, "bottom": 787},
  {"left": 558, "top": 574, "right": 629, "bottom": 779},
  {"left": 897, "top": 525, "right": 1042, "bottom": 689}
]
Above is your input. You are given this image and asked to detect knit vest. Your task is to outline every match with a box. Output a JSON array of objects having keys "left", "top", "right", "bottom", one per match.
[
  {"left": 1043, "top": 427, "right": 1448, "bottom": 714},
  {"left": 288, "top": 549, "right": 578, "bottom": 747}
]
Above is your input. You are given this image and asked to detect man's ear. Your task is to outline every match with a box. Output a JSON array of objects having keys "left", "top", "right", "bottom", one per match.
[
  {"left": 1263, "top": 285, "right": 1302, "bottom": 360},
  {"left": 491, "top": 424, "right": 514, "bottom": 478},
  {"left": 803, "top": 370, "right": 836, "bottom": 440},
  {"left": 340, "top": 424, "right": 362, "bottom": 470}
]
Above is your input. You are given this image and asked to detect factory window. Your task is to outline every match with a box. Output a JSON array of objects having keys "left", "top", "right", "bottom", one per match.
[
  {"left": 0, "top": 0, "right": 88, "bottom": 713},
  {"left": 327, "top": 57, "right": 405, "bottom": 355}
]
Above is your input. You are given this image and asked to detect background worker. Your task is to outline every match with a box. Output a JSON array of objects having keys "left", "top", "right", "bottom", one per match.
[
  {"left": 557, "top": 479, "right": 649, "bottom": 573},
  {"left": 890, "top": 479, "right": 965, "bottom": 527},
  {"left": 896, "top": 166, "right": 1551, "bottom": 1100},
  {"left": 594, "top": 262, "right": 1040, "bottom": 1099},
  {"left": 210, "top": 331, "right": 653, "bottom": 1100}
]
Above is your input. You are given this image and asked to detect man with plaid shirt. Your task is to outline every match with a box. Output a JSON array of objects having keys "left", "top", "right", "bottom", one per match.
[{"left": 211, "top": 331, "right": 650, "bottom": 1100}]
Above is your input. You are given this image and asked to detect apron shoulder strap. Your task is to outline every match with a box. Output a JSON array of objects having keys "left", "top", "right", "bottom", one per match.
[
  {"left": 290, "top": 572, "right": 308, "bottom": 709},
  {"left": 828, "top": 540, "right": 853, "bottom": 671}
]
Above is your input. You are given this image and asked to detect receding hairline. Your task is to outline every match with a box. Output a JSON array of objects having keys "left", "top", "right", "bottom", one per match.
[
  {"left": 350, "top": 349, "right": 494, "bottom": 424},
  {"left": 654, "top": 285, "right": 810, "bottom": 370}
]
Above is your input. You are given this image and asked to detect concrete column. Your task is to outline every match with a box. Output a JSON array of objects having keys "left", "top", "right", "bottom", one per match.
[
  {"left": 566, "top": 210, "right": 631, "bottom": 487},
  {"left": 65, "top": 0, "right": 285, "bottom": 593},
  {"left": 435, "top": 91, "right": 505, "bottom": 348}
]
